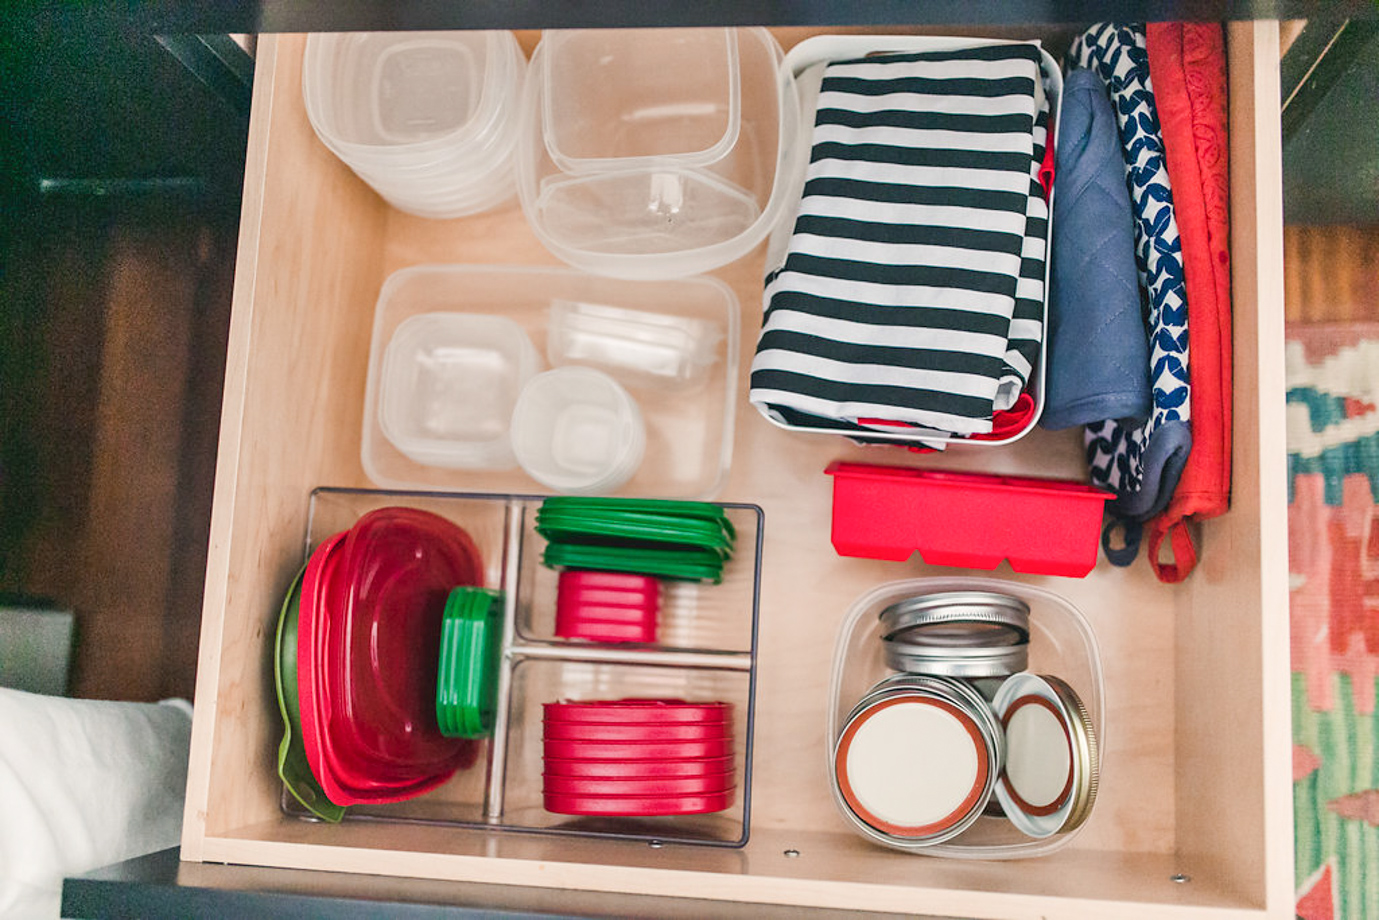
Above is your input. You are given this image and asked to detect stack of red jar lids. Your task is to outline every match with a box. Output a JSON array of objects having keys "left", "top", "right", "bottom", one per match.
[
  {"left": 542, "top": 699, "right": 737, "bottom": 815},
  {"left": 554, "top": 570, "right": 660, "bottom": 643}
]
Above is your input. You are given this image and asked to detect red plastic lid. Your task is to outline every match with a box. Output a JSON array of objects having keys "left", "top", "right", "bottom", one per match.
[
  {"left": 543, "top": 789, "right": 735, "bottom": 816},
  {"left": 559, "top": 569, "right": 661, "bottom": 597},
  {"left": 542, "top": 755, "right": 735, "bottom": 778},
  {"left": 543, "top": 719, "right": 731, "bottom": 743},
  {"left": 554, "top": 620, "right": 657, "bottom": 643},
  {"left": 544, "top": 700, "right": 733, "bottom": 724},
  {"left": 557, "top": 609, "right": 660, "bottom": 632},
  {"left": 542, "top": 772, "right": 736, "bottom": 796},
  {"left": 543, "top": 737, "right": 733, "bottom": 761},
  {"left": 556, "top": 598, "right": 659, "bottom": 622},
  {"left": 330, "top": 507, "right": 483, "bottom": 771}
]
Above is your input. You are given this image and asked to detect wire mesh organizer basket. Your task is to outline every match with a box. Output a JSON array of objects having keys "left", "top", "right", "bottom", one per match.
[{"left": 279, "top": 487, "right": 763, "bottom": 848}]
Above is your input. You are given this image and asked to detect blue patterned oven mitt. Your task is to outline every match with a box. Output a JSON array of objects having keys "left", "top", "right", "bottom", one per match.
[{"left": 1069, "top": 23, "right": 1192, "bottom": 564}]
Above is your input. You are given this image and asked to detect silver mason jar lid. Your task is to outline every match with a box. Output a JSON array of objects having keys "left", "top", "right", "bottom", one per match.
[
  {"left": 878, "top": 591, "right": 1030, "bottom": 678},
  {"left": 833, "top": 674, "right": 1004, "bottom": 848},
  {"left": 883, "top": 640, "right": 1029, "bottom": 679},
  {"left": 879, "top": 591, "right": 1031, "bottom": 644}
]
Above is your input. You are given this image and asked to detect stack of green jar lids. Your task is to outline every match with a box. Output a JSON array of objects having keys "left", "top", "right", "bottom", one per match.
[
  {"left": 535, "top": 497, "right": 736, "bottom": 583},
  {"left": 436, "top": 587, "right": 505, "bottom": 739}
]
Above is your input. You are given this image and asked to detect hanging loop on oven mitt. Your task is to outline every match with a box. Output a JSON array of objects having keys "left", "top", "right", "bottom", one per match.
[{"left": 1069, "top": 22, "right": 1193, "bottom": 566}]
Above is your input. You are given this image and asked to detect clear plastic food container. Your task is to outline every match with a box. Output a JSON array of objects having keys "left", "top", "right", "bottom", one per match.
[
  {"left": 516, "top": 27, "right": 806, "bottom": 279},
  {"left": 378, "top": 312, "right": 540, "bottom": 470},
  {"left": 361, "top": 265, "right": 739, "bottom": 498},
  {"left": 828, "top": 576, "right": 1104, "bottom": 859}
]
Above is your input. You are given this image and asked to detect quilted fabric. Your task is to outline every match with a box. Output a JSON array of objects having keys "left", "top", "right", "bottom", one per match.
[
  {"left": 1070, "top": 23, "right": 1192, "bottom": 524},
  {"left": 1142, "top": 22, "right": 1233, "bottom": 583},
  {"left": 1041, "top": 67, "right": 1151, "bottom": 431}
]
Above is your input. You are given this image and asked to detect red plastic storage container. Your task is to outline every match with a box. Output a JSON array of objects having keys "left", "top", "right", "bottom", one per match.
[{"left": 824, "top": 462, "right": 1113, "bottom": 578}]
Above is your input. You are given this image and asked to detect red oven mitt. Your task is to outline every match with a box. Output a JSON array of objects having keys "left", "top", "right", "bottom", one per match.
[{"left": 1143, "top": 23, "right": 1233, "bottom": 582}]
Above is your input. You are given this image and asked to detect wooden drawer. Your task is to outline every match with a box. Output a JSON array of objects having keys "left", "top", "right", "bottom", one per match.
[{"left": 180, "top": 21, "right": 1290, "bottom": 919}]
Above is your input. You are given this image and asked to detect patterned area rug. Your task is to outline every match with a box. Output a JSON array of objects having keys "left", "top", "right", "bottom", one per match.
[{"left": 1289, "top": 324, "right": 1379, "bottom": 920}]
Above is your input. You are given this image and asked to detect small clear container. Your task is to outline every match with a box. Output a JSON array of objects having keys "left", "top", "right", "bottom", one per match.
[
  {"left": 378, "top": 313, "right": 540, "bottom": 470},
  {"left": 361, "top": 265, "right": 739, "bottom": 498},
  {"left": 828, "top": 576, "right": 1104, "bottom": 859},
  {"left": 547, "top": 299, "right": 723, "bottom": 391},
  {"left": 509, "top": 367, "right": 646, "bottom": 494}
]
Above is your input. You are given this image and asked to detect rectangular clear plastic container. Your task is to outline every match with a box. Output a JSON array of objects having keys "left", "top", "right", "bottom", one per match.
[
  {"left": 282, "top": 487, "right": 761, "bottom": 847},
  {"left": 828, "top": 576, "right": 1104, "bottom": 859},
  {"left": 361, "top": 266, "right": 739, "bottom": 499}
]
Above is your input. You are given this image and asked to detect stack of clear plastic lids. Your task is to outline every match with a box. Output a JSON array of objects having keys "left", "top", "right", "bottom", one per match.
[{"left": 302, "top": 31, "right": 526, "bottom": 219}]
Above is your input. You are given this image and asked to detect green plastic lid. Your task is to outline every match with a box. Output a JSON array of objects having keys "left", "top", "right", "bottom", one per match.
[
  {"left": 539, "top": 497, "right": 736, "bottom": 541},
  {"left": 542, "top": 542, "right": 724, "bottom": 583},
  {"left": 436, "top": 587, "right": 504, "bottom": 739},
  {"left": 535, "top": 511, "right": 733, "bottom": 556}
]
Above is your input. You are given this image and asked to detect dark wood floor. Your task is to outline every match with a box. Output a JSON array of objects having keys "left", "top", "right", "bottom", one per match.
[{"left": 0, "top": 201, "right": 235, "bottom": 701}]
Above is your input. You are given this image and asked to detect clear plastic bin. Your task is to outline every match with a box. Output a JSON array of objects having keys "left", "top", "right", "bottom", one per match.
[
  {"left": 516, "top": 28, "right": 806, "bottom": 279},
  {"left": 828, "top": 576, "right": 1104, "bottom": 859},
  {"left": 361, "top": 265, "right": 740, "bottom": 499}
]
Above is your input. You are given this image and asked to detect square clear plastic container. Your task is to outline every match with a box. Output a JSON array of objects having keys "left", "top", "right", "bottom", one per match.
[
  {"left": 378, "top": 313, "right": 541, "bottom": 471},
  {"left": 361, "top": 265, "right": 739, "bottom": 498},
  {"left": 541, "top": 28, "right": 741, "bottom": 173},
  {"left": 759, "top": 35, "right": 1064, "bottom": 448},
  {"left": 281, "top": 488, "right": 762, "bottom": 848},
  {"left": 828, "top": 576, "right": 1104, "bottom": 859},
  {"left": 517, "top": 27, "right": 807, "bottom": 279}
]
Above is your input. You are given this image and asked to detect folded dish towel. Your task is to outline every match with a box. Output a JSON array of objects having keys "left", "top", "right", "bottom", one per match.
[
  {"left": 1070, "top": 23, "right": 1193, "bottom": 559},
  {"left": 1041, "top": 68, "right": 1151, "bottom": 432},
  {"left": 750, "top": 43, "right": 1050, "bottom": 439}
]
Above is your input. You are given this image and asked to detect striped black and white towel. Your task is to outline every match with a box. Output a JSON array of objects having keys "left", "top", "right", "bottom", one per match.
[{"left": 750, "top": 43, "right": 1050, "bottom": 439}]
